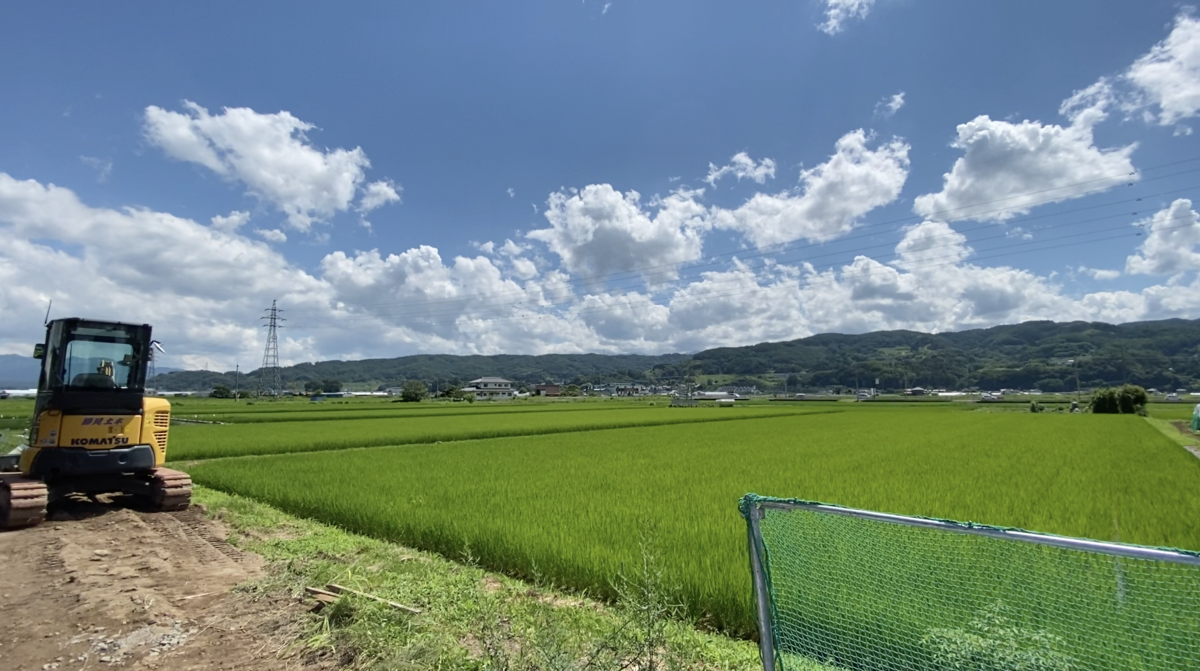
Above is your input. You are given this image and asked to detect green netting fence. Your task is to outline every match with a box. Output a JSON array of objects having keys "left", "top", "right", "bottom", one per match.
[{"left": 739, "top": 494, "right": 1200, "bottom": 671}]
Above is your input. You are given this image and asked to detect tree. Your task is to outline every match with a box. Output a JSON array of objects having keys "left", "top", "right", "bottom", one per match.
[
  {"left": 304, "top": 380, "right": 322, "bottom": 393},
  {"left": 563, "top": 384, "right": 582, "bottom": 397},
  {"left": 400, "top": 380, "right": 428, "bottom": 403},
  {"left": 321, "top": 379, "right": 342, "bottom": 393},
  {"left": 1090, "top": 384, "right": 1148, "bottom": 415},
  {"left": 210, "top": 385, "right": 234, "bottom": 399}
]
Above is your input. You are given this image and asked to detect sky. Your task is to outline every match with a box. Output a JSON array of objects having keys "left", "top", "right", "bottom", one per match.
[{"left": 4, "top": 1, "right": 1200, "bottom": 370}]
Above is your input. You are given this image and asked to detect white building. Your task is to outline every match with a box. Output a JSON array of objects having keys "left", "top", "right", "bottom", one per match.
[{"left": 464, "top": 377, "right": 515, "bottom": 400}]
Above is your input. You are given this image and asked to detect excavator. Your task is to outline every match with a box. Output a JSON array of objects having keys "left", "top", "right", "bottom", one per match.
[{"left": 0, "top": 318, "right": 192, "bottom": 529}]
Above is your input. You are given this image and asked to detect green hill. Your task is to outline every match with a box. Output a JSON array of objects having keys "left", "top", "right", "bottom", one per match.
[{"left": 148, "top": 318, "right": 1200, "bottom": 393}]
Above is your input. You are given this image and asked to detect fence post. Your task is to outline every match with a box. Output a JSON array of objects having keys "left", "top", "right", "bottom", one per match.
[{"left": 747, "top": 503, "right": 778, "bottom": 671}]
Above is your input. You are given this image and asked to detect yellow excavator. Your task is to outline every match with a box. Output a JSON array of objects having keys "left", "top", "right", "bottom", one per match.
[{"left": 0, "top": 318, "right": 192, "bottom": 529}]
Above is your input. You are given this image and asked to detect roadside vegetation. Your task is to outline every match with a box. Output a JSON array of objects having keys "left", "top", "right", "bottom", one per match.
[{"left": 197, "top": 487, "right": 834, "bottom": 671}]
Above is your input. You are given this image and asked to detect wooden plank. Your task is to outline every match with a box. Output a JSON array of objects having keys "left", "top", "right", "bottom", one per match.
[
  {"left": 304, "top": 586, "right": 340, "bottom": 604},
  {"left": 325, "top": 583, "right": 421, "bottom": 615}
]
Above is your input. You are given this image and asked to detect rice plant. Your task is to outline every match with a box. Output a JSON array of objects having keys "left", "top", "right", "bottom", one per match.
[{"left": 184, "top": 410, "right": 1200, "bottom": 636}]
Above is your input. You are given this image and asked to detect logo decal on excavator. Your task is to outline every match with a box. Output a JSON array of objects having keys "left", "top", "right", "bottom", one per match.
[
  {"left": 80, "top": 417, "right": 126, "bottom": 426},
  {"left": 69, "top": 436, "right": 130, "bottom": 447}
]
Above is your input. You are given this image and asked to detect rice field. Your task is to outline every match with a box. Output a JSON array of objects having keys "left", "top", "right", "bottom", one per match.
[
  {"left": 168, "top": 404, "right": 826, "bottom": 460},
  {"left": 182, "top": 409, "right": 1200, "bottom": 636}
]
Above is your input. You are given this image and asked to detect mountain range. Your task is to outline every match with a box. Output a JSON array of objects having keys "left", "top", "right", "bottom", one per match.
[{"left": 139, "top": 318, "right": 1200, "bottom": 393}]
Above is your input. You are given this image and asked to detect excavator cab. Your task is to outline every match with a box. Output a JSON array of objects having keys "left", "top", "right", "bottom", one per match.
[{"left": 0, "top": 318, "right": 191, "bottom": 529}]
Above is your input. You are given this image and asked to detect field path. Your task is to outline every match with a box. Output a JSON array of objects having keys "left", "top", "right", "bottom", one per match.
[{"left": 0, "top": 501, "right": 330, "bottom": 671}]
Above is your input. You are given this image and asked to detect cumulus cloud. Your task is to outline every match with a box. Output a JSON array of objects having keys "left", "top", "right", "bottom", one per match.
[
  {"left": 875, "top": 92, "right": 906, "bottom": 118},
  {"left": 1126, "top": 13, "right": 1200, "bottom": 126},
  {"left": 7, "top": 168, "right": 1200, "bottom": 365},
  {"left": 255, "top": 228, "right": 288, "bottom": 243},
  {"left": 819, "top": 0, "right": 878, "bottom": 35},
  {"left": 527, "top": 184, "right": 707, "bottom": 282},
  {"left": 143, "top": 101, "right": 396, "bottom": 231},
  {"left": 912, "top": 113, "right": 1136, "bottom": 223},
  {"left": 892, "top": 220, "right": 971, "bottom": 271},
  {"left": 210, "top": 210, "right": 250, "bottom": 232},
  {"left": 0, "top": 172, "right": 330, "bottom": 367},
  {"left": 358, "top": 180, "right": 401, "bottom": 213},
  {"left": 711, "top": 129, "right": 910, "bottom": 246},
  {"left": 1055, "top": 12, "right": 1200, "bottom": 134},
  {"left": 705, "top": 152, "right": 777, "bottom": 186},
  {"left": 1125, "top": 198, "right": 1200, "bottom": 275}
]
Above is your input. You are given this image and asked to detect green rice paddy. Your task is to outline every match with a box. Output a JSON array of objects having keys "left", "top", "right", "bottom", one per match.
[
  {"left": 181, "top": 408, "right": 1200, "bottom": 636},
  {"left": 168, "top": 405, "right": 825, "bottom": 460}
]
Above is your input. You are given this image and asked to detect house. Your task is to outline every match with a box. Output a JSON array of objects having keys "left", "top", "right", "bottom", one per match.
[
  {"left": 464, "top": 377, "right": 515, "bottom": 400},
  {"left": 534, "top": 384, "right": 561, "bottom": 397}
]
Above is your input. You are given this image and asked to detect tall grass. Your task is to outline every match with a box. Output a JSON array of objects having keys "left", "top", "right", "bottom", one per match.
[
  {"left": 184, "top": 411, "right": 1200, "bottom": 636},
  {"left": 169, "top": 406, "right": 825, "bottom": 460}
]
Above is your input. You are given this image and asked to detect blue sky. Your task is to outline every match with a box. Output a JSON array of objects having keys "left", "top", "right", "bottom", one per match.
[{"left": 3, "top": 1, "right": 1200, "bottom": 369}]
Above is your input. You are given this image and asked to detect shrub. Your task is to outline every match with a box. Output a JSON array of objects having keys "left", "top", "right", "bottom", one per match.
[{"left": 1090, "top": 385, "right": 1148, "bottom": 415}]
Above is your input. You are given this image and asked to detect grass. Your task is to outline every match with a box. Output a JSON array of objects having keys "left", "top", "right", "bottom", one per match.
[
  {"left": 168, "top": 405, "right": 826, "bottom": 460},
  {"left": 183, "top": 410, "right": 1200, "bottom": 638},
  {"left": 196, "top": 486, "right": 829, "bottom": 671}
]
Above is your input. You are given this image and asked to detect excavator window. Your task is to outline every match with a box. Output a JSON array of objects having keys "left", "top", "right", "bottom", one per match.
[
  {"left": 37, "top": 320, "right": 150, "bottom": 394},
  {"left": 59, "top": 327, "right": 143, "bottom": 390}
]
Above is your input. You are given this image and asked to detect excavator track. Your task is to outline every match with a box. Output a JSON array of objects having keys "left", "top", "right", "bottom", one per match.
[
  {"left": 148, "top": 467, "right": 192, "bottom": 512},
  {"left": 0, "top": 475, "right": 49, "bottom": 530}
]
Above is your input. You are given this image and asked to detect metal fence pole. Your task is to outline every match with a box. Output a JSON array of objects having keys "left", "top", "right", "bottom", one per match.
[{"left": 747, "top": 504, "right": 778, "bottom": 671}]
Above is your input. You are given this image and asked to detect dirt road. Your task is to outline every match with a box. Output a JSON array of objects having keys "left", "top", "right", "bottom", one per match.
[{"left": 0, "top": 500, "right": 324, "bottom": 671}]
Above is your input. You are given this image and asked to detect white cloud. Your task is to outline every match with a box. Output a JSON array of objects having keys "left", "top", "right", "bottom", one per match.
[
  {"left": 358, "top": 180, "right": 401, "bottom": 213},
  {"left": 602, "top": 2, "right": 611, "bottom": 15},
  {"left": 79, "top": 156, "right": 113, "bottom": 183},
  {"left": 1126, "top": 13, "right": 1200, "bottom": 126},
  {"left": 511, "top": 257, "right": 539, "bottom": 280},
  {"left": 704, "top": 152, "right": 777, "bottom": 187},
  {"left": 819, "top": 0, "right": 878, "bottom": 35},
  {"left": 210, "top": 210, "right": 251, "bottom": 232},
  {"left": 1078, "top": 267, "right": 1121, "bottom": 281},
  {"left": 1125, "top": 198, "right": 1200, "bottom": 275},
  {"left": 892, "top": 220, "right": 971, "bottom": 271},
  {"left": 912, "top": 114, "right": 1136, "bottom": 223},
  {"left": 711, "top": 129, "right": 909, "bottom": 246},
  {"left": 507, "top": 187, "right": 515, "bottom": 198},
  {"left": 499, "top": 239, "right": 528, "bottom": 256},
  {"left": 527, "top": 184, "right": 707, "bottom": 282},
  {"left": 255, "top": 228, "right": 288, "bottom": 243},
  {"left": 0, "top": 172, "right": 331, "bottom": 367},
  {"left": 875, "top": 92, "right": 906, "bottom": 118},
  {"left": 143, "top": 101, "right": 378, "bottom": 231},
  {"left": 8, "top": 168, "right": 1200, "bottom": 365}
]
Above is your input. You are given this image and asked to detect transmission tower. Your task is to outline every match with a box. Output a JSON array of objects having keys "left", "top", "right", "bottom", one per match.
[{"left": 258, "top": 300, "right": 284, "bottom": 398}]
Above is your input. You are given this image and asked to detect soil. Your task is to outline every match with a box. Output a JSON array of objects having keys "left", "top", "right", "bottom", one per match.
[{"left": 0, "top": 498, "right": 329, "bottom": 671}]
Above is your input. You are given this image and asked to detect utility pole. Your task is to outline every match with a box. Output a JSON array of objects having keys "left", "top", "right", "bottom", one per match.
[
  {"left": 234, "top": 363, "right": 240, "bottom": 399},
  {"left": 258, "top": 300, "right": 284, "bottom": 398}
]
